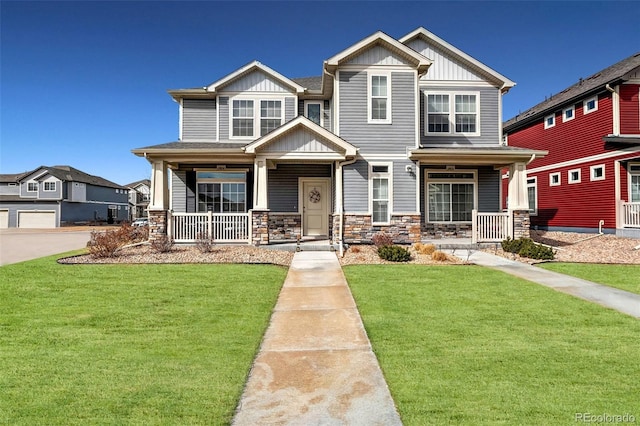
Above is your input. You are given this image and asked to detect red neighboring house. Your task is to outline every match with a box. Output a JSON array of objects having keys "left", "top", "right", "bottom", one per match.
[{"left": 502, "top": 52, "right": 640, "bottom": 238}]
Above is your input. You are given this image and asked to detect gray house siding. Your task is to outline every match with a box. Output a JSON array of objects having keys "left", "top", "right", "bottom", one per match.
[
  {"left": 0, "top": 183, "right": 20, "bottom": 196},
  {"left": 38, "top": 179, "right": 62, "bottom": 200},
  {"left": 268, "top": 164, "right": 331, "bottom": 212},
  {"left": 343, "top": 160, "right": 369, "bottom": 212},
  {"left": 338, "top": 71, "right": 415, "bottom": 155},
  {"left": 477, "top": 167, "right": 501, "bottom": 212},
  {"left": 171, "top": 170, "right": 188, "bottom": 213},
  {"left": 324, "top": 100, "right": 332, "bottom": 132},
  {"left": 61, "top": 201, "right": 127, "bottom": 224},
  {"left": 420, "top": 86, "right": 500, "bottom": 147},
  {"left": 393, "top": 160, "right": 418, "bottom": 212},
  {"left": 219, "top": 97, "right": 229, "bottom": 140},
  {"left": 182, "top": 99, "right": 216, "bottom": 141},
  {"left": 85, "top": 185, "right": 128, "bottom": 204},
  {"left": 1, "top": 202, "right": 60, "bottom": 228},
  {"left": 285, "top": 97, "right": 296, "bottom": 122}
]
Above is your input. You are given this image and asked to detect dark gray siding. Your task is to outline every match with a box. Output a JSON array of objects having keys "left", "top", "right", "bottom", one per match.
[
  {"left": 420, "top": 86, "right": 500, "bottom": 147},
  {"left": 338, "top": 71, "right": 415, "bottom": 155},
  {"left": 1, "top": 202, "right": 59, "bottom": 227},
  {"left": 85, "top": 185, "right": 128, "bottom": 204},
  {"left": 343, "top": 160, "right": 368, "bottom": 212},
  {"left": 393, "top": 160, "right": 418, "bottom": 212},
  {"left": 61, "top": 201, "right": 127, "bottom": 223},
  {"left": 219, "top": 97, "right": 229, "bottom": 140},
  {"left": 477, "top": 167, "right": 500, "bottom": 212},
  {"left": 268, "top": 164, "right": 331, "bottom": 212},
  {"left": 38, "top": 179, "right": 62, "bottom": 200},
  {"left": 182, "top": 99, "right": 216, "bottom": 141}
]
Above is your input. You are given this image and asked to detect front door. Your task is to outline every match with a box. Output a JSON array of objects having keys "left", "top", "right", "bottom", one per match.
[{"left": 301, "top": 179, "right": 329, "bottom": 237}]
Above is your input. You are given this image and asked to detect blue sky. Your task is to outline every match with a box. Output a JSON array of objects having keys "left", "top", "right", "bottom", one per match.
[{"left": 2, "top": 1, "right": 639, "bottom": 186}]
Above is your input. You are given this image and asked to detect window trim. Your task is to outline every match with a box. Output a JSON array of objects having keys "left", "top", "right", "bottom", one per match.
[
  {"left": 195, "top": 171, "right": 247, "bottom": 213},
  {"left": 544, "top": 114, "right": 556, "bottom": 129},
  {"left": 583, "top": 96, "right": 598, "bottom": 115},
  {"left": 43, "top": 181, "right": 56, "bottom": 192},
  {"left": 304, "top": 101, "right": 323, "bottom": 127},
  {"left": 563, "top": 106, "right": 575, "bottom": 123},
  {"left": 627, "top": 163, "right": 640, "bottom": 202},
  {"left": 590, "top": 164, "right": 605, "bottom": 182},
  {"left": 27, "top": 181, "right": 38, "bottom": 192},
  {"left": 527, "top": 177, "right": 538, "bottom": 216},
  {"left": 549, "top": 172, "right": 561, "bottom": 186},
  {"left": 230, "top": 96, "right": 284, "bottom": 139},
  {"left": 425, "top": 91, "right": 480, "bottom": 137},
  {"left": 369, "top": 162, "right": 393, "bottom": 225},
  {"left": 367, "top": 72, "right": 392, "bottom": 124},
  {"left": 425, "top": 169, "right": 477, "bottom": 224},
  {"left": 568, "top": 168, "right": 581, "bottom": 184}
]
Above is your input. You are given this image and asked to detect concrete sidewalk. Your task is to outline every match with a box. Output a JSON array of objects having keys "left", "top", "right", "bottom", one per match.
[
  {"left": 455, "top": 250, "right": 640, "bottom": 319},
  {"left": 233, "top": 251, "right": 401, "bottom": 425}
]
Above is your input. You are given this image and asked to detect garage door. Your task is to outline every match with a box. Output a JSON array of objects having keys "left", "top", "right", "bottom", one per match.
[
  {"left": 18, "top": 211, "right": 56, "bottom": 228},
  {"left": 0, "top": 210, "right": 8, "bottom": 228}
]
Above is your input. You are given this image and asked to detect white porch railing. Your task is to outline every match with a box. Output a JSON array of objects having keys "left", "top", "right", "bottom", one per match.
[
  {"left": 622, "top": 202, "right": 640, "bottom": 228},
  {"left": 472, "top": 210, "right": 513, "bottom": 243},
  {"left": 169, "top": 212, "right": 251, "bottom": 243}
]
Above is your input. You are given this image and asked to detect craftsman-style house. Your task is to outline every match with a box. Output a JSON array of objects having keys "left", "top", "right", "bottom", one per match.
[{"left": 133, "top": 28, "right": 546, "bottom": 245}]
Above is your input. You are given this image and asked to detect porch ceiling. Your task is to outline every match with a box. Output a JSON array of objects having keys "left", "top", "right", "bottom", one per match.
[{"left": 410, "top": 146, "right": 548, "bottom": 169}]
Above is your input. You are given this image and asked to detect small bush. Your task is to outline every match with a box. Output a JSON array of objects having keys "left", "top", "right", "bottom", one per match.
[
  {"left": 378, "top": 245, "right": 411, "bottom": 262},
  {"left": 414, "top": 242, "right": 436, "bottom": 255},
  {"left": 431, "top": 250, "right": 449, "bottom": 262},
  {"left": 371, "top": 232, "right": 393, "bottom": 248},
  {"left": 151, "top": 235, "right": 174, "bottom": 253},
  {"left": 501, "top": 237, "right": 555, "bottom": 260},
  {"left": 87, "top": 229, "right": 124, "bottom": 258},
  {"left": 195, "top": 232, "right": 214, "bottom": 253}
]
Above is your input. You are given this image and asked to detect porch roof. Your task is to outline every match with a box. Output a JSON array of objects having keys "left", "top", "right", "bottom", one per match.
[
  {"left": 410, "top": 146, "right": 548, "bottom": 168},
  {"left": 131, "top": 141, "right": 250, "bottom": 164}
]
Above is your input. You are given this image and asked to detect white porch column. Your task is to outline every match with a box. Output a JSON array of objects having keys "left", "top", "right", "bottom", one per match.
[
  {"left": 254, "top": 158, "right": 269, "bottom": 210},
  {"left": 335, "top": 161, "right": 343, "bottom": 214},
  {"left": 507, "top": 162, "right": 529, "bottom": 210},
  {"left": 149, "top": 160, "right": 169, "bottom": 210}
]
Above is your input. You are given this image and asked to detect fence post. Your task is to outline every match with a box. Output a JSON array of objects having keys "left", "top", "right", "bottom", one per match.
[
  {"left": 472, "top": 209, "right": 478, "bottom": 244},
  {"left": 207, "top": 211, "right": 213, "bottom": 240},
  {"left": 167, "top": 210, "right": 173, "bottom": 239},
  {"left": 508, "top": 209, "right": 514, "bottom": 240}
]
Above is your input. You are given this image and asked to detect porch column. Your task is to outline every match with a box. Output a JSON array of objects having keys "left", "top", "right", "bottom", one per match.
[
  {"left": 507, "top": 162, "right": 528, "bottom": 210},
  {"left": 254, "top": 158, "right": 269, "bottom": 210},
  {"left": 149, "top": 160, "right": 169, "bottom": 210}
]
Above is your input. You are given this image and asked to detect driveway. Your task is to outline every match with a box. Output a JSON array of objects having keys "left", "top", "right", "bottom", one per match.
[{"left": 0, "top": 228, "right": 94, "bottom": 266}]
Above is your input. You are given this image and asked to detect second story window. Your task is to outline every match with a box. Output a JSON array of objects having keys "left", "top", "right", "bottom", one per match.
[
  {"left": 44, "top": 182, "right": 56, "bottom": 191},
  {"left": 232, "top": 98, "right": 283, "bottom": 138},
  {"left": 305, "top": 101, "right": 322, "bottom": 126},
  {"left": 232, "top": 100, "right": 254, "bottom": 137},
  {"left": 260, "top": 100, "right": 282, "bottom": 136},
  {"left": 544, "top": 114, "right": 555, "bottom": 129},
  {"left": 426, "top": 92, "right": 479, "bottom": 136},
  {"left": 27, "top": 181, "right": 38, "bottom": 192},
  {"left": 563, "top": 106, "right": 575, "bottom": 122},
  {"left": 369, "top": 73, "right": 391, "bottom": 123},
  {"left": 584, "top": 96, "right": 598, "bottom": 114}
]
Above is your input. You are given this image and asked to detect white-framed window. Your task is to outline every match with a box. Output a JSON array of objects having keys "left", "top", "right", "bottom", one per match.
[
  {"left": 369, "top": 163, "right": 392, "bottom": 224},
  {"left": 27, "top": 181, "right": 38, "bottom": 192},
  {"left": 590, "top": 164, "right": 605, "bottom": 181},
  {"left": 231, "top": 98, "right": 284, "bottom": 138},
  {"left": 196, "top": 171, "right": 246, "bottom": 213},
  {"left": 527, "top": 177, "right": 538, "bottom": 215},
  {"left": 426, "top": 91, "right": 480, "bottom": 136},
  {"left": 549, "top": 172, "right": 561, "bottom": 186},
  {"left": 43, "top": 181, "right": 56, "bottom": 191},
  {"left": 260, "top": 100, "right": 282, "bottom": 136},
  {"left": 568, "top": 168, "right": 581, "bottom": 184},
  {"left": 305, "top": 101, "right": 323, "bottom": 126},
  {"left": 232, "top": 99, "right": 254, "bottom": 137},
  {"left": 426, "top": 170, "right": 476, "bottom": 223},
  {"left": 368, "top": 73, "right": 391, "bottom": 123},
  {"left": 544, "top": 114, "right": 555, "bottom": 129},
  {"left": 563, "top": 106, "right": 575, "bottom": 122},
  {"left": 628, "top": 164, "right": 640, "bottom": 202},
  {"left": 583, "top": 96, "right": 598, "bottom": 114}
]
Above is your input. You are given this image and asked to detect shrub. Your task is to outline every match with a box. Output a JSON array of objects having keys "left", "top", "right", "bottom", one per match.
[
  {"left": 371, "top": 232, "right": 393, "bottom": 248},
  {"left": 195, "top": 232, "right": 214, "bottom": 253},
  {"left": 87, "top": 229, "right": 124, "bottom": 258},
  {"left": 431, "top": 250, "right": 449, "bottom": 262},
  {"left": 501, "top": 237, "right": 555, "bottom": 260},
  {"left": 378, "top": 245, "right": 411, "bottom": 262},
  {"left": 151, "top": 235, "right": 174, "bottom": 253},
  {"left": 414, "top": 242, "right": 436, "bottom": 255}
]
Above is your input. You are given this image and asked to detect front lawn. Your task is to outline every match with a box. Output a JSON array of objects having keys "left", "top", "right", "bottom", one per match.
[
  {"left": 0, "top": 254, "right": 286, "bottom": 425},
  {"left": 345, "top": 265, "right": 640, "bottom": 425},
  {"left": 538, "top": 263, "right": 640, "bottom": 295}
]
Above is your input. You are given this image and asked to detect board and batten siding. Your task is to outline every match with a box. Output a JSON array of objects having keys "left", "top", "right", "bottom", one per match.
[
  {"left": 343, "top": 160, "right": 369, "bottom": 212},
  {"left": 222, "top": 70, "right": 294, "bottom": 93},
  {"left": 182, "top": 99, "right": 216, "bottom": 141},
  {"left": 268, "top": 164, "right": 331, "bottom": 212},
  {"left": 260, "top": 128, "right": 341, "bottom": 154},
  {"left": 420, "top": 86, "right": 501, "bottom": 147},
  {"left": 338, "top": 71, "right": 416, "bottom": 155},
  {"left": 405, "top": 38, "right": 484, "bottom": 82},
  {"left": 345, "top": 45, "right": 409, "bottom": 66}
]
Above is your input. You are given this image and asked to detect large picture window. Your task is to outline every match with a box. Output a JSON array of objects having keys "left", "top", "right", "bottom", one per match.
[
  {"left": 197, "top": 172, "right": 246, "bottom": 213},
  {"left": 426, "top": 92, "right": 480, "bottom": 136},
  {"left": 427, "top": 171, "right": 476, "bottom": 222}
]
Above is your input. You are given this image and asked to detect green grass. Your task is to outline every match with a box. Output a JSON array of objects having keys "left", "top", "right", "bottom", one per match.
[
  {"left": 345, "top": 265, "right": 640, "bottom": 425},
  {"left": 538, "top": 263, "right": 640, "bottom": 295},
  {"left": 1, "top": 254, "right": 287, "bottom": 425}
]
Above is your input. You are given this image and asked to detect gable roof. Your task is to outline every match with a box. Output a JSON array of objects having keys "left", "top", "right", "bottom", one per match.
[
  {"left": 504, "top": 52, "right": 640, "bottom": 131},
  {"left": 126, "top": 178, "right": 151, "bottom": 189},
  {"left": 400, "top": 27, "right": 515, "bottom": 91},
  {"left": 205, "top": 60, "right": 305, "bottom": 94},
  {"left": 324, "top": 30, "right": 432, "bottom": 74},
  {"left": 17, "top": 165, "right": 126, "bottom": 189}
]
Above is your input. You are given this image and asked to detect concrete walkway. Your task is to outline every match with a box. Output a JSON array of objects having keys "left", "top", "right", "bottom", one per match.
[
  {"left": 455, "top": 250, "right": 640, "bottom": 319},
  {"left": 233, "top": 251, "right": 401, "bottom": 425}
]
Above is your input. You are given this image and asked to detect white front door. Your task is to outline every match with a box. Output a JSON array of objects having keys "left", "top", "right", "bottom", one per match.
[{"left": 301, "top": 179, "right": 329, "bottom": 237}]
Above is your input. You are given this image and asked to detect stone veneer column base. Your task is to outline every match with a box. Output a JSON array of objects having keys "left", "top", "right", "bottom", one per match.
[
  {"left": 147, "top": 209, "right": 167, "bottom": 242},
  {"left": 341, "top": 214, "right": 421, "bottom": 244},
  {"left": 251, "top": 210, "right": 270, "bottom": 246},
  {"left": 268, "top": 213, "right": 302, "bottom": 242},
  {"left": 513, "top": 210, "right": 531, "bottom": 239}
]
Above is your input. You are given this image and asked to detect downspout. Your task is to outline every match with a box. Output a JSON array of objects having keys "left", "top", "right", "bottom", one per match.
[{"left": 336, "top": 157, "right": 357, "bottom": 257}]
